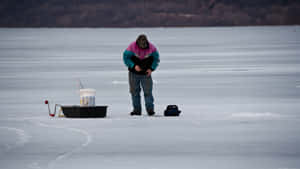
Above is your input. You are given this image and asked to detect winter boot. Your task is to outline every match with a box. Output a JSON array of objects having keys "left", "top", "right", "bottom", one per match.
[
  {"left": 130, "top": 110, "right": 142, "bottom": 116},
  {"left": 147, "top": 109, "right": 155, "bottom": 116}
]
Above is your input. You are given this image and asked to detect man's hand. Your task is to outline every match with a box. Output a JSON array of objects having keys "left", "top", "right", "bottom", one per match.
[
  {"left": 146, "top": 69, "right": 152, "bottom": 76},
  {"left": 135, "top": 65, "right": 142, "bottom": 72}
]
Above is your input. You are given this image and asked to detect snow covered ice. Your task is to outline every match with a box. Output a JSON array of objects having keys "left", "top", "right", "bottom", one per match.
[{"left": 0, "top": 26, "right": 300, "bottom": 169}]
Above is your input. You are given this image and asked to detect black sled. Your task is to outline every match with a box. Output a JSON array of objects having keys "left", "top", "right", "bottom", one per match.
[{"left": 61, "top": 106, "right": 108, "bottom": 118}]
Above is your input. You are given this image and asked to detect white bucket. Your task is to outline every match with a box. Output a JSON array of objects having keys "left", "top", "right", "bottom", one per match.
[{"left": 80, "top": 88, "right": 96, "bottom": 106}]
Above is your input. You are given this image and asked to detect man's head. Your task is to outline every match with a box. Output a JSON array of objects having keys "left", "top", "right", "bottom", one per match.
[{"left": 136, "top": 34, "right": 149, "bottom": 49}]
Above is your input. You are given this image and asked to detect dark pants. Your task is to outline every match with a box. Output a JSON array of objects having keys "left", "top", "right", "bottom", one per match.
[{"left": 129, "top": 71, "right": 154, "bottom": 112}]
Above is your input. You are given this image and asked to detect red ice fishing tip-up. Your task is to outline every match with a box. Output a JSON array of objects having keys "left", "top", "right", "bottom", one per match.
[{"left": 45, "top": 100, "right": 48, "bottom": 104}]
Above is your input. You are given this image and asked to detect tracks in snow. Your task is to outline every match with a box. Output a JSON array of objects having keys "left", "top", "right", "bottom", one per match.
[
  {"left": 0, "top": 118, "right": 92, "bottom": 169},
  {"left": 32, "top": 120, "right": 92, "bottom": 169},
  {"left": 0, "top": 126, "right": 31, "bottom": 152}
]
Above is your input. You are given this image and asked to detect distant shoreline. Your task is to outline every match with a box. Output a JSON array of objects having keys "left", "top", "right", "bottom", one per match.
[{"left": 2, "top": 1, "right": 299, "bottom": 28}]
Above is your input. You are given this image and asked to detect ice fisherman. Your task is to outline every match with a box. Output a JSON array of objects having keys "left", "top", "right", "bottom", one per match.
[{"left": 123, "top": 34, "right": 160, "bottom": 116}]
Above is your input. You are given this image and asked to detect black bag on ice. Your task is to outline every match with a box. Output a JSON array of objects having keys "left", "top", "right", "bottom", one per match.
[{"left": 164, "top": 105, "right": 181, "bottom": 116}]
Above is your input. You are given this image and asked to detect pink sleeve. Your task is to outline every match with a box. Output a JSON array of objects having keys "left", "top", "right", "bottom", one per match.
[{"left": 126, "top": 42, "right": 136, "bottom": 51}]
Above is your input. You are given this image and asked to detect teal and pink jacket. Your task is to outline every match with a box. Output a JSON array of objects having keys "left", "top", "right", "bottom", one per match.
[{"left": 123, "top": 41, "right": 160, "bottom": 75}]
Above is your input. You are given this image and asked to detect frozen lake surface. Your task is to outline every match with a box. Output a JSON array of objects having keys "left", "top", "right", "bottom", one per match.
[{"left": 0, "top": 26, "right": 300, "bottom": 169}]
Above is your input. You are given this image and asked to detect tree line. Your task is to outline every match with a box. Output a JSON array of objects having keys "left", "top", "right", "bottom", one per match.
[{"left": 0, "top": 0, "right": 299, "bottom": 27}]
